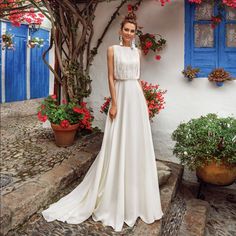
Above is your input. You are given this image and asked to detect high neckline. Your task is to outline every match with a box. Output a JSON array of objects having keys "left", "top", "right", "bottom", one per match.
[
  {"left": 119, "top": 45, "right": 131, "bottom": 48},
  {"left": 118, "top": 45, "right": 136, "bottom": 49}
]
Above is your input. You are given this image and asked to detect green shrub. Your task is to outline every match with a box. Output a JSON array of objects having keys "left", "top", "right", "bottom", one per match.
[{"left": 172, "top": 113, "right": 236, "bottom": 170}]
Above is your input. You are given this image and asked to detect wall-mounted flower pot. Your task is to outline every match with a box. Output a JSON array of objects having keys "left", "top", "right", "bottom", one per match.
[
  {"left": 216, "top": 81, "right": 224, "bottom": 87},
  {"left": 51, "top": 123, "right": 80, "bottom": 147}
]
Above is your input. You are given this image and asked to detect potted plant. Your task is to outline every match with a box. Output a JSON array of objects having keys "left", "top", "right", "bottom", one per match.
[
  {"left": 1, "top": 31, "right": 15, "bottom": 50},
  {"left": 208, "top": 68, "right": 232, "bottom": 86},
  {"left": 100, "top": 80, "right": 167, "bottom": 121},
  {"left": 37, "top": 95, "right": 94, "bottom": 147},
  {"left": 172, "top": 113, "right": 236, "bottom": 185},
  {"left": 28, "top": 37, "right": 44, "bottom": 48},
  {"left": 182, "top": 65, "right": 200, "bottom": 81},
  {"left": 137, "top": 30, "right": 166, "bottom": 58}
]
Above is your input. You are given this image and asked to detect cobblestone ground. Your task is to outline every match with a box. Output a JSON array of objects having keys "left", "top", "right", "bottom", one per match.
[
  {"left": 0, "top": 115, "right": 102, "bottom": 196},
  {"left": 204, "top": 187, "right": 236, "bottom": 236},
  {"left": 160, "top": 195, "right": 186, "bottom": 236},
  {"left": 186, "top": 183, "right": 236, "bottom": 236}
]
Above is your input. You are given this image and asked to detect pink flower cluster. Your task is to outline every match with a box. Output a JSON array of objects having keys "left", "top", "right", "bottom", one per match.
[
  {"left": 0, "top": 1, "right": 44, "bottom": 27},
  {"left": 155, "top": 0, "right": 171, "bottom": 6},
  {"left": 73, "top": 102, "right": 94, "bottom": 130},
  {"left": 100, "top": 97, "right": 111, "bottom": 114},
  {"left": 188, "top": 0, "right": 202, "bottom": 4},
  {"left": 223, "top": 0, "right": 236, "bottom": 8},
  {"left": 140, "top": 80, "right": 167, "bottom": 120},
  {"left": 211, "top": 15, "right": 222, "bottom": 29},
  {"left": 188, "top": 0, "right": 236, "bottom": 7}
]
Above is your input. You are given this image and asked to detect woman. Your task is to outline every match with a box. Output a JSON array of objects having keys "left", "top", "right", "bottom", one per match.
[{"left": 42, "top": 12, "right": 163, "bottom": 232}]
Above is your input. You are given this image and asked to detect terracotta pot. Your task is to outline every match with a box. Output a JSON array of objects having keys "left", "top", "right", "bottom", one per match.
[
  {"left": 196, "top": 160, "right": 236, "bottom": 186},
  {"left": 51, "top": 123, "right": 80, "bottom": 147}
]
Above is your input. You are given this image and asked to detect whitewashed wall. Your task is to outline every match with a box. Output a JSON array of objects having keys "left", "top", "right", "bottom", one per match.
[
  {"left": 88, "top": 0, "right": 236, "bottom": 166},
  {"left": 40, "top": 17, "right": 54, "bottom": 95}
]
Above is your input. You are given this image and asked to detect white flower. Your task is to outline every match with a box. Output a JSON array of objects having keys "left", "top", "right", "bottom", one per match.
[{"left": 184, "top": 151, "right": 188, "bottom": 155}]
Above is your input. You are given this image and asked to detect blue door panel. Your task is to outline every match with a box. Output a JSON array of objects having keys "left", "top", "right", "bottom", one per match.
[
  {"left": 5, "top": 23, "right": 27, "bottom": 102},
  {"left": 30, "top": 29, "right": 49, "bottom": 99}
]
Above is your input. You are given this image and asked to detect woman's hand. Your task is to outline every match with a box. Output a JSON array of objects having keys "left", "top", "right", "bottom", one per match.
[{"left": 109, "top": 105, "right": 117, "bottom": 121}]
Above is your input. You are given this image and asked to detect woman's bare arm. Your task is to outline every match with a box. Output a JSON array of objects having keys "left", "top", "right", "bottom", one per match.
[
  {"left": 137, "top": 49, "right": 145, "bottom": 97},
  {"left": 107, "top": 46, "right": 117, "bottom": 120}
]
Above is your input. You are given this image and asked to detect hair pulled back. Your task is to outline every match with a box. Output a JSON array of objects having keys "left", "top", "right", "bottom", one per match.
[{"left": 120, "top": 12, "right": 137, "bottom": 30}]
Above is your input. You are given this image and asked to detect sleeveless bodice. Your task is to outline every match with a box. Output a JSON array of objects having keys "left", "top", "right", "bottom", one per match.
[{"left": 113, "top": 45, "right": 140, "bottom": 80}]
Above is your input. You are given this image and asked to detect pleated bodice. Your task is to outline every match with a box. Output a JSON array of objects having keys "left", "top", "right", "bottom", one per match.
[{"left": 113, "top": 45, "right": 140, "bottom": 80}]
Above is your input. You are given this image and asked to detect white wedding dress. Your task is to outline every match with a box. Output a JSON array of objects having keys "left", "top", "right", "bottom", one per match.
[{"left": 42, "top": 44, "right": 163, "bottom": 232}]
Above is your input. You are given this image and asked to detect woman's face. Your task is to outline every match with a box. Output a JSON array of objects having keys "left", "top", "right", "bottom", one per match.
[{"left": 120, "top": 22, "right": 136, "bottom": 44}]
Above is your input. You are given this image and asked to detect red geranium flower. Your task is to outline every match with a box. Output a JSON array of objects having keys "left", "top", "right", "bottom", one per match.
[
  {"left": 73, "top": 106, "right": 84, "bottom": 114},
  {"left": 155, "top": 55, "right": 161, "bottom": 60},
  {"left": 145, "top": 41, "right": 153, "bottom": 48},
  {"left": 51, "top": 94, "right": 57, "bottom": 99},
  {"left": 127, "top": 4, "right": 133, "bottom": 12},
  {"left": 37, "top": 111, "right": 47, "bottom": 122},
  {"left": 62, "top": 99, "right": 67, "bottom": 104},
  {"left": 60, "top": 120, "right": 70, "bottom": 128}
]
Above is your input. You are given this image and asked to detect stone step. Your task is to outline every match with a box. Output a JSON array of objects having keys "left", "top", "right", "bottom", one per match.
[
  {"left": 132, "top": 161, "right": 184, "bottom": 236},
  {"left": 3, "top": 158, "right": 183, "bottom": 235},
  {"left": 177, "top": 183, "right": 209, "bottom": 236},
  {"left": 180, "top": 181, "right": 236, "bottom": 236}
]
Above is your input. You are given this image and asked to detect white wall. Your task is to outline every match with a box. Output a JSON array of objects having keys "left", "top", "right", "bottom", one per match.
[
  {"left": 88, "top": 0, "right": 236, "bottom": 164},
  {"left": 40, "top": 17, "right": 54, "bottom": 95}
]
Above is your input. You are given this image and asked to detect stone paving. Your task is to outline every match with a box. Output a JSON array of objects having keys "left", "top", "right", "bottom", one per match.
[{"left": 0, "top": 115, "right": 101, "bottom": 196}]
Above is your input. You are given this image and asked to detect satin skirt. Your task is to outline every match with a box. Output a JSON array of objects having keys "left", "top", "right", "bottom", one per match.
[{"left": 41, "top": 79, "right": 163, "bottom": 232}]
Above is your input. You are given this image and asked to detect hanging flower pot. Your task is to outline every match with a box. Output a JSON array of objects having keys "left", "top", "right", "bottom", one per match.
[
  {"left": 28, "top": 41, "right": 36, "bottom": 48},
  {"left": 51, "top": 123, "right": 80, "bottom": 147},
  {"left": 27, "top": 37, "right": 44, "bottom": 48},
  {"left": 1, "top": 32, "right": 15, "bottom": 50}
]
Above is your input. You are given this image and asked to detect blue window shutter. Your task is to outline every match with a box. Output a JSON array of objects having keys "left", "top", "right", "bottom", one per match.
[
  {"left": 218, "top": 9, "right": 236, "bottom": 77},
  {"left": 185, "top": 1, "right": 236, "bottom": 77},
  {"left": 185, "top": 0, "right": 217, "bottom": 77}
]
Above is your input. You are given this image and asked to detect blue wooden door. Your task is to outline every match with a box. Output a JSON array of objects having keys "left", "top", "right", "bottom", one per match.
[
  {"left": 5, "top": 23, "right": 27, "bottom": 102},
  {"left": 30, "top": 29, "right": 50, "bottom": 99}
]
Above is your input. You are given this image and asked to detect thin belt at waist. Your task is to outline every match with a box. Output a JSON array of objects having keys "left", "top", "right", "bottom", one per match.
[{"left": 114, "top": 78, "right": 139, "bottom": 81}]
